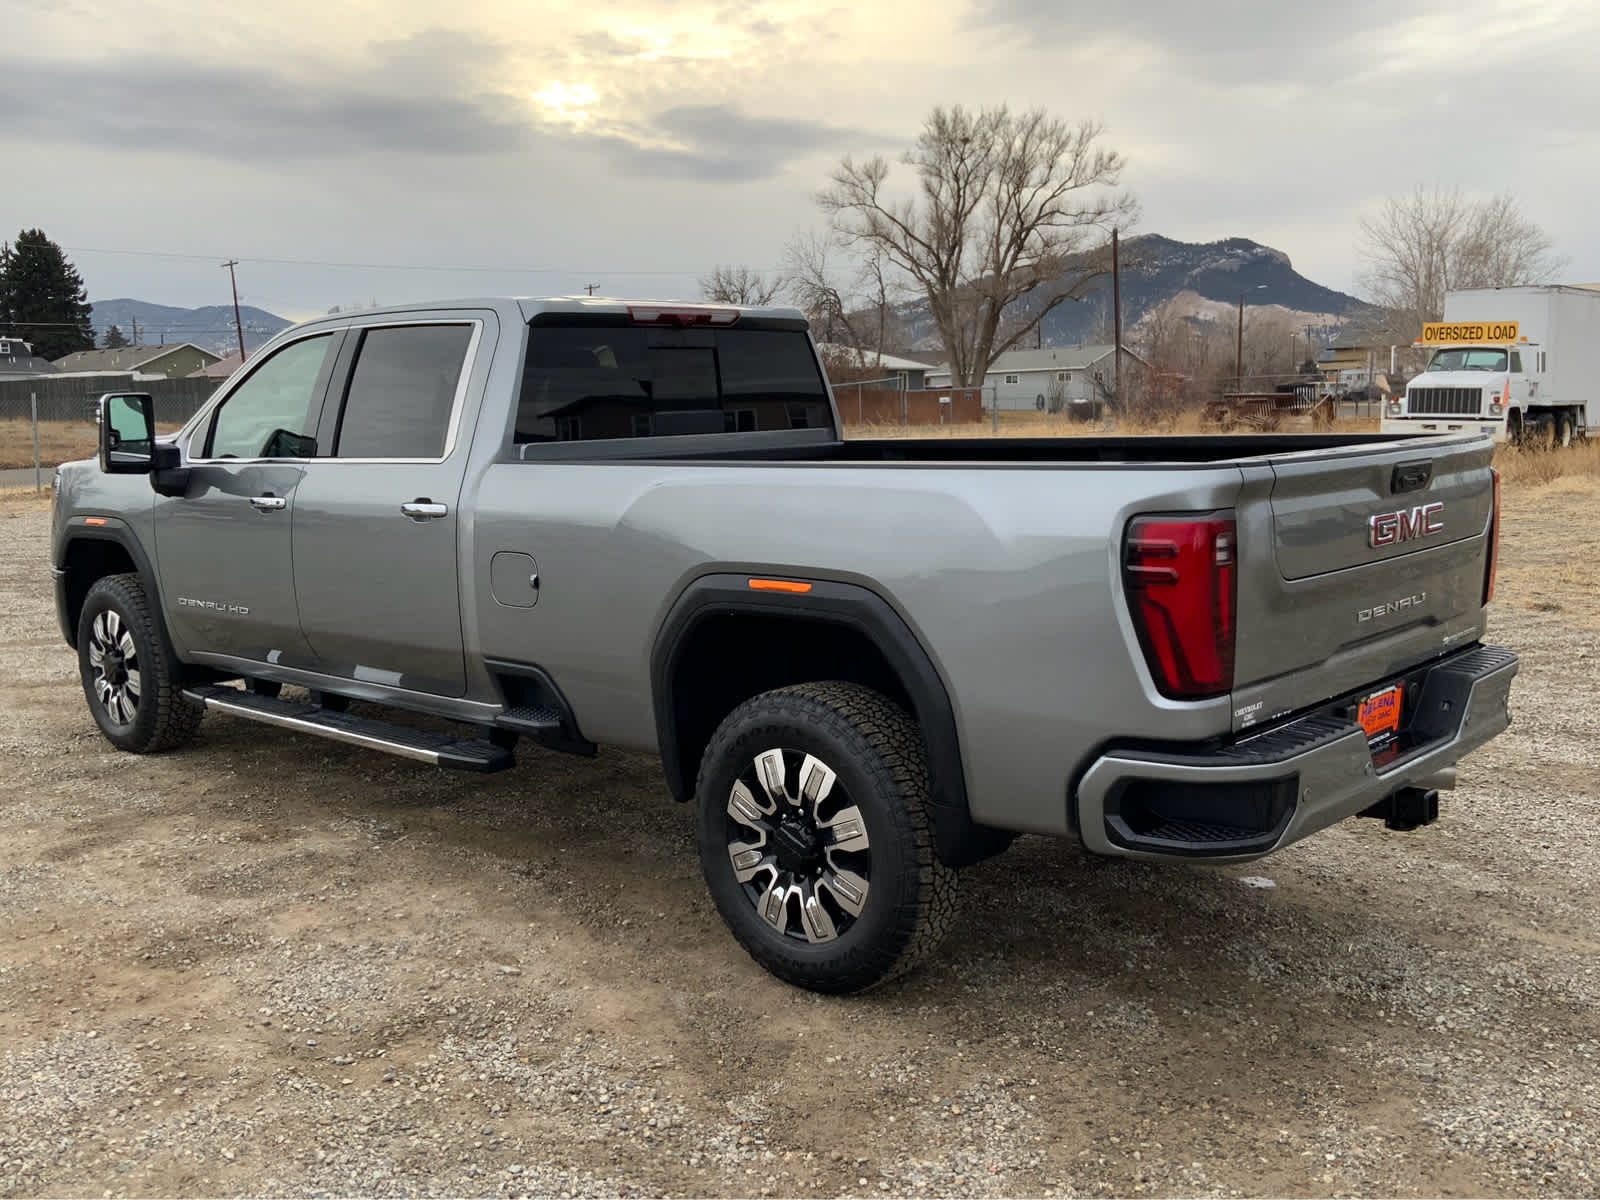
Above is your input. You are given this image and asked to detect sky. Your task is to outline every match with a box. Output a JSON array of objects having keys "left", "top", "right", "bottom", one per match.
[{"left": 3, "top": 0, "right": 1598, "bottom": 327}]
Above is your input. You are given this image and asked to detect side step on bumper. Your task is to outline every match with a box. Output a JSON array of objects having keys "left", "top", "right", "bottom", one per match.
[
  {"left": 182, "top": 685, "right": 514, "bottom": 773},
  {"left": 1074, "top": 642, "right": 1518, "bottom": 863}
]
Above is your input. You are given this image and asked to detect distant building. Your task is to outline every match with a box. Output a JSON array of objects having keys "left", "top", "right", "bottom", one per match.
[
  {"left": 189, "top": 351, "right": 245, "bottom": 382},
  {"left": 926, "top": 345, "right": 1144, "bottom": 412},
  {"left": 0, "top": 336, "right": 59, "bottom": 381},
  {"left": 1315, "top": 335, "right": 1399, "bottom": 394},
  {"left": 814, "top": 344, "right": 934, "bottom": 391},
  {"left": 53, "top": 343, "right": 221, "bottom": 380}
]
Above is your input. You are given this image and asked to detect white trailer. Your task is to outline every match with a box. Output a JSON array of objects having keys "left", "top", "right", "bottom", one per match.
[{"left": 1380, "top": 285, "right": 1600, "bottom": 444}]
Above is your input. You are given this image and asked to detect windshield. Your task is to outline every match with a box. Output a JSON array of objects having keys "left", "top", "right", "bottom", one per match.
[{"left": 1427, "top": 347, "right": 1508, "bottom": 372}]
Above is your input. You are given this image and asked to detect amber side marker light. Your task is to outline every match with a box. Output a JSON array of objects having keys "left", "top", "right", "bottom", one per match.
[
  {"left": 84, "top": 517, "right": 107, "bottom": 526},
  {"left": 748, "top": 578, "right": 813, "bottom": 594}
]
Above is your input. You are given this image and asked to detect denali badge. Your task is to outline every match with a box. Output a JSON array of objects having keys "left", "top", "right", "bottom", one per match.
[
  {"left": 1370, "top": 502, "right": 1444, "bottom": 548},
  {"left": 178, "top": 596, "right": 251, "bottom": 616},
  {"left": 1359, "top": 591, "right": 1427, "bottom": 623}
]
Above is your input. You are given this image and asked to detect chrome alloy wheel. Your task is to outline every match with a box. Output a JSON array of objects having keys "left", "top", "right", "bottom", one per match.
[
  {"left": 87, "top": 609, "right": 141, "bottom": 726},
  {"left": 724, "top": 748, "right": 872, "bottom": 944}
]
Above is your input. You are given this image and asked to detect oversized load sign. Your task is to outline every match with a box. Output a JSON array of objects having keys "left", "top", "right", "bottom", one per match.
[{"left": 1419, "top": 321, "right": 1521, "bottom": 343}]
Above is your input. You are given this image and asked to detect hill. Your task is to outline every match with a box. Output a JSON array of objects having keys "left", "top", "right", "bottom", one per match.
[
  {"left": 88, "top": 299, "right": 291, "bottom": 355},
  {"left": 894, "top": 235, "right": 1376, "bottom": 350}
]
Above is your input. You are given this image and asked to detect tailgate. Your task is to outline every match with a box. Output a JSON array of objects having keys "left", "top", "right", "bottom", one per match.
[{"left": 1230, "top": 436, "right": 1496, "bottom": 732}]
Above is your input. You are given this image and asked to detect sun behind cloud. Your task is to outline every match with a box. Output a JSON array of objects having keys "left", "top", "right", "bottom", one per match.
[{"left": 533, "top": 80, "right": 599, "bottom": 125}]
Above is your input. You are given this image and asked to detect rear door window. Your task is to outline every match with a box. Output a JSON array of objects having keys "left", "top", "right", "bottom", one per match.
[
  {"left": 516, "top": 320, "right": 829, "bottom": 442},
  {"left": 333, "top": 324, "right": 475, "bottom": 459}
]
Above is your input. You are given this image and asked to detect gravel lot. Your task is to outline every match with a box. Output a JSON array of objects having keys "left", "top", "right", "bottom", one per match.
[{"left": 1, "top": 479, "right": 1597, "bottom": 1198}]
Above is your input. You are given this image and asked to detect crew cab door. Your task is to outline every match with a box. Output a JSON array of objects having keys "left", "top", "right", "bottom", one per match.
[
  {"left": 155, "top": 331, "right": 342, "bottom": 663},
  {"left": 289, "top": 316, "right": 489, "bottom": 697}
]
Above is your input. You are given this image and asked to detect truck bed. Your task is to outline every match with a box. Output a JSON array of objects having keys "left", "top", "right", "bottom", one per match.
[{"left": 548, "top": 432, "right": 1442, "bottom": 465}]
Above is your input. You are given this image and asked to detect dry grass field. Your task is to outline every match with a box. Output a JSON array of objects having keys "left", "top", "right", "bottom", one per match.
[{"left": 0, "top": 419, "right": 184, "bottom": 471}]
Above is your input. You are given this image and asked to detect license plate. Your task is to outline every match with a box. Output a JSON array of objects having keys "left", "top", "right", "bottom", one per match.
[{"left": 1358, "top": 685, "right": 1404, "bottom": 744}]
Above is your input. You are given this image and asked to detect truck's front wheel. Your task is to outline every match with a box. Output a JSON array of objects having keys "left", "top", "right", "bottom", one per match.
[
  {"left": 77, "top": 574, "right": 203, "bottom": 754},
  {"left": 694, "top": 682, "right": 957, "bottom": 993}
]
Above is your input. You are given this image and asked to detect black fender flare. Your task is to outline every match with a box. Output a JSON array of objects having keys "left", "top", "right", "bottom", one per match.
[
  {"left": 55, "top": 516, "right": 174, "bottom": 653},
  {"left": 650, "top": 573, "right": 1012, "bottom": 868}
]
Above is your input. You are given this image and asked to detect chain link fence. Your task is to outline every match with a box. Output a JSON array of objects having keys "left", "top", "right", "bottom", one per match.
[{"left": 0, "top": 376, "right": 218, "bottom": 488}]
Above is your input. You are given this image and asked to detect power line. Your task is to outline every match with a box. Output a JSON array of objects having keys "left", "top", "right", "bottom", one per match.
[
  {"left": 62, "top": 244, "right": 765, "bottom": 277},
  {"left": 8, "top": 320, "right": 284, "bottom": 329}
]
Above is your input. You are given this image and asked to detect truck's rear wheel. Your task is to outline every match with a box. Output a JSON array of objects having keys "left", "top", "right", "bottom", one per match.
[
  {"left": 1556, "top": 412, "right": 1575, "bottom": 448},
  {"left": 77, "top": 573, "right": 203, "bottom": 754},
  {"left": 694, "top": 682, "right": 957, "bottom": 993}
]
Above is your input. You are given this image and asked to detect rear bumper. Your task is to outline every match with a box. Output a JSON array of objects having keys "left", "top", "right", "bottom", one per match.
[
  {"left": 1074, "top": 643, "right": 1518, "bottom": 863},
  {"left": 1381, "top": 416, "right": 1506, "bottom": 441}
]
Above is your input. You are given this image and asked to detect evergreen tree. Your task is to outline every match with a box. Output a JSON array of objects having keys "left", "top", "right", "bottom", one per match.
[
  {"left": 0, "top": 229, "right": 95, "bottom": 359},
  {"left": 102, "top": 323, "right": 129, "bottom": 349}
]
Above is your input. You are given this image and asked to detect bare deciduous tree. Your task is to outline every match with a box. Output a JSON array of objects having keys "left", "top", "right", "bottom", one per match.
[
  {"left": 697, "top": 264, "right": 786, "bottom": 306},
  {"left": 782, "top": 231, "right": 903, "bottom": 368},
  {"left": 1358, "top": 187, "right": 1564, "bottom": 342},
  {"left": 818, "top": 104, "right": 1136, "bottom": 387},
  {"left": 1124, "top": 299, "right": 1314, "bottom": 424}
]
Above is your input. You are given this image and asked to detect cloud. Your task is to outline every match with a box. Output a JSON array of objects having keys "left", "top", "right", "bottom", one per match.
[
  {"left": 965, "top": 0, "right": 1396, "bottom": 70},
  {"left": 576, "top": 29, "right": 646, "bottom": 58},
  {"left": 595, "top": 104, "right": 877, "bottom": 181},
  {"left": 0, "top": 45, "right": 538, "bottom": 160},
  {"left": 0, "top": 48, "right": 869, "bottom": 184}
]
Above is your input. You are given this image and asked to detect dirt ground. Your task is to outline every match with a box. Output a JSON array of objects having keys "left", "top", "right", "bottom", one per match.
[{"left": 1, "top": 478, "right": 1597, "bottom": 1199}]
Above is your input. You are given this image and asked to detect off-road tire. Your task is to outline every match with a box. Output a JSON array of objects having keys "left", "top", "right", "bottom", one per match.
[
  {"left": 694, "top": 681, "right": 958, "bottom": 993},
  {"left": 77, "top": 573, "right": 203, "bottom": 754}
]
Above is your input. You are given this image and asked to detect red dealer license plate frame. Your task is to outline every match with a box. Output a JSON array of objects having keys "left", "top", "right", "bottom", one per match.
[{"left": 1358, "top": 684, "right": 1404, "bottom": 747}]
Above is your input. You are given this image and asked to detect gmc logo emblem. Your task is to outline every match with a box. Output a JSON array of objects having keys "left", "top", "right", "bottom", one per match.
[{"left": 1370, "top": 502, "right": 1444, "bottom": 548}]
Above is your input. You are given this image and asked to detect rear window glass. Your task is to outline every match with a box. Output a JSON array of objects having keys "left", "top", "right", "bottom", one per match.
[
  {"left": 335, "top": 324, "right": 473, "bottom": 459},
  {"left": 516, "top": 321, "right": 829, "bottom": 442}
]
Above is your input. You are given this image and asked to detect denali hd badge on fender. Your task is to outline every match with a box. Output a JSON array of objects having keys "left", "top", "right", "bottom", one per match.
[{"left": 1370, "top": 502, "right": 1444, "bottom": 548}]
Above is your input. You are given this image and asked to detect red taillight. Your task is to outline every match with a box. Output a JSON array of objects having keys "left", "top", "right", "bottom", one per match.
[
  {"left": 1123, "top": 514, "right": 1237, "bottom": 699},
  {"left": 1484, "top": 467, "right": 1501, "bottom": 603},
  {"left": 626, "top": 304, "right": 740, "bottom": 327}
]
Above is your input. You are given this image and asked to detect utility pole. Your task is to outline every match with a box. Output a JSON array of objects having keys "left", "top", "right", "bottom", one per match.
[
  {"left": 222, "top": 260, "right": 246, "bottom": 362},
  {"left": 1111, "top": 228, "right": 1123, "bottom": 414},
  {"left": 1235, "top": 285, "right": 1266, "bottom": 392},
  {"left": 1235, "top": 293, "right": 1245, "bottom": 394},
  {"left": 584, "top": 282, "right": 600, "bottom": 296},
  {"left": 131, "top": 316, "right": 139, "bottom": 347}
]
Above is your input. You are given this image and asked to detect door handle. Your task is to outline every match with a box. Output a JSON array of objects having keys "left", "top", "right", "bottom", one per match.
[
  {"left": 400, "top": 499, "right": 448, "bottom": 520},
  {"left": 249, "top": 494, "right": 287, "bottom": 512}
]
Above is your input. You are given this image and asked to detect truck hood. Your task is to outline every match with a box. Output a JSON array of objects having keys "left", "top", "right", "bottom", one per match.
[{"left": 1407, "top": 371, "right": 1507, "bottom": 392}]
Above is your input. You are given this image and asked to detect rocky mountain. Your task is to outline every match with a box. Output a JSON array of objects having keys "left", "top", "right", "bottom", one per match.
[
  {"left": 894, "top": 235, "right": 1376, "bottom": 350},
  {"left": 89, "top": 299, "right": 291, "bottom": 355}
]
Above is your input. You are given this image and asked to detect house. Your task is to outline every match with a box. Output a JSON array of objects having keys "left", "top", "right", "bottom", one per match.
[
  {"left": 814, "top": 343, "right": 934, "bottom": 391},
  {"left": 925, "top": 345, "right": 1143, "bottom": 412},
  {"left": 0, "top": 336, "right": 59, "bottom": 381},
  {"left": 53, "top": 343, "right": 222, "bottom": 380},
  {"left": 1314, "top": 335, "right": 1401, "bottom": 395},
  {"left": 189, "top": 351, "right": 245, "bottom": 382}
]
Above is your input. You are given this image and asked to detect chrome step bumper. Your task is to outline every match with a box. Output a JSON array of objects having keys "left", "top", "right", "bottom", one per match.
[{"left": 1073, "top": 643, "right": 1518, "bottom": 863}]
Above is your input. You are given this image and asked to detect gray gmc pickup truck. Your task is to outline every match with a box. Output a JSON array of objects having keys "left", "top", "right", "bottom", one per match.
[{"left": 53, "top": 297, "right": 1518, "bottom": 992}]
